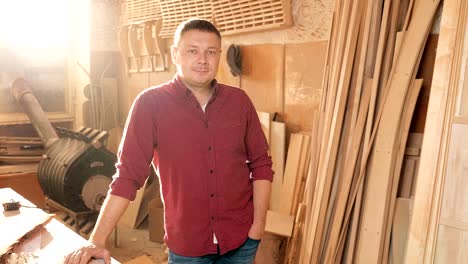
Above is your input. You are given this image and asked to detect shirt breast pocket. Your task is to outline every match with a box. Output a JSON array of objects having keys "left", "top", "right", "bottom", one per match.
[{"left": 217, "top": 121, "right": 245, "bottom": 151}]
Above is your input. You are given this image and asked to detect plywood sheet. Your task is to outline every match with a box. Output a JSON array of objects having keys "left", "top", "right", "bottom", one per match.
[
  {"left": 284, "top": 41, "right": 327, "bottom": 134},
  {"left": 440, "top": 123, "right": 468, "bottom": 224},
  {"left": 240, "top": 44, "right": 284, "bottom": 114},
  {"left": 434, "top": 224, "right": 468, "bottom": 263}
]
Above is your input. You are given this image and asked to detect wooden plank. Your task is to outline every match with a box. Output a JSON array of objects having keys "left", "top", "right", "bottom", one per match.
[
  {"left": 390, "top": 198, "right": 411, "bottom": 264},
  {"left": 393, "top": 32, "right": 405, "bottom": 67},
  {"left": 298, "top": 111, "right": 321, "bottom": 264},
  {"left": 269, "top": 121, "right": 285, "bottom": 211},
  {"left": 309, "top": 0, "right": 363, "bottom": 262},
  {"left": 365, "top": 0, "right": 391, "bottom": 150},
  {"left": 364, "top": 0, "right": 383, "bottom": 77},
  {"left": 291, "top": 134, "right": 311, "bottom": 216},
  {"left": 405, "top": 0, "right": 464, "bottom": 262},
  {"left": 381, "top": 0, "right": 401, "bottom": 88},
  {"left": 349, "top": 0, "right": 374, "bottom": 130},
  {"left": 265, "top": 210, "right": 294, "bottom": 237},
  {"left": 278, "top": 134, "right": 304, "bottom": 215},
  {"left": 284, "top": 41, "right": 327, "bottom": 134},
  {"left": 322, "top": 71, "right": 372, "bottom": 263},
  {"left": 320, "top": 0, "right": 352, "bottom": 152},
  {"left": 240, "top": 44, "right": 284, "bottom": 114},
  {"left": 398, "top": 157, "right": 417, "bottom": 198},
  {"left": 0, "top": 163, "right": 38, "bottom": 174},
  {"left": 382, "top": 79, "right": 423, "bottom": 263},
  {"left": 356, "top": 1, "right": 440, "bottom": 262},
  {"left": 284, "top": 203, "right": 306, "bottom": 263},
  {"left": 343, "top": 172, "right": 365, "bottom": 264}
]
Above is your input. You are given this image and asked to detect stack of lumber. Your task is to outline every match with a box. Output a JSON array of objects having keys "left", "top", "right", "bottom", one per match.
[
  {"left": 0, "top": 137, "right": 44, "bottom": 165},
  {"left": 281, "top": 0, "right": 441, "bottom": 263},
  {"left": 257, "top": 111, "right": 309, "bottom": 239}
]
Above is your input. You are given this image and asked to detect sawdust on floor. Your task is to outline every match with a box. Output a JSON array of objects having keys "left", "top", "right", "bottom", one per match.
[{"left": 107, "top": 220, "right": 168, "bottom": 264}]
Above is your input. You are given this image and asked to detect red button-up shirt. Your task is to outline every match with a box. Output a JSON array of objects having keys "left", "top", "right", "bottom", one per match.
[{"left": 109, "top": 75, "right": 273, "bottom": 257}]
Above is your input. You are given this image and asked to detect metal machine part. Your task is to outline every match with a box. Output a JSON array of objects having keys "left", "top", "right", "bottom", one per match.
[
  {"left": 81, "top": 175, "right": 111, "bottom": 210},
  {"left": 11, "top": 78, "right": 117, "bottom": 212}
]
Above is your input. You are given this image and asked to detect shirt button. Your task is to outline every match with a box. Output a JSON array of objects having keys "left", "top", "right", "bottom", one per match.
[
  {"left": 208, "top": 146, "right": 212, "bottom": 151},
  {"left": 209, "top": 169, "right": 214, "bottom": 174},
  {"left": 210, "top": 194, "right": 215, "bottom": 198},
  {"left": 211, "top": 216, "right": 215, "bottom": 220}
]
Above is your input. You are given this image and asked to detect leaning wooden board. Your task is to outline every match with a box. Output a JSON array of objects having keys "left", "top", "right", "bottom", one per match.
[
  {"left": 406, "top": 0, "right": 464, "bottom": 262},
  {"left": 269, "top": 121, "right": 285, "bottom": 212},
  {"left": 356, "top": 1, "right": 440, "bottom": 263}
]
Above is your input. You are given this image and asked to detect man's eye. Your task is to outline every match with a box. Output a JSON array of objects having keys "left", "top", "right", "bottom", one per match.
[
  {"left": 208, "top": 50, "right": 218, "bottom": 56},
  {"left": 187, "top": 49, "right": 198, "bottom": 54}
]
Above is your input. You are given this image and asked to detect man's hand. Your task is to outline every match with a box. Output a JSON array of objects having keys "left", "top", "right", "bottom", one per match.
[
  {"left": 248, "top": 222, "right": 265, "bottom": 240},
  {"left": 63, "top": 243, "right": 111, "bottom": 264}
]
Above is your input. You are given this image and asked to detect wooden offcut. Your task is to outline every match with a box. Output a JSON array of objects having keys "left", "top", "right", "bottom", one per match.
[
  {"left": 270, "top": 121, "right": 286, "bottom": 212},
  {"left": 265, "top": 210, "right": 294, "bottom": 237}
]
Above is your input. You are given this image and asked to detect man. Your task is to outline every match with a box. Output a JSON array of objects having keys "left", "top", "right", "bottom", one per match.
[{"left": 64, "top": 18, "right": 273, "bottom": 264}]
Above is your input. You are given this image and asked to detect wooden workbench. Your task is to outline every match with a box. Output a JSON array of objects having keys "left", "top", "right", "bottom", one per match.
[{"left": 0, "top": 187, "right": 120, "bottom": 264}]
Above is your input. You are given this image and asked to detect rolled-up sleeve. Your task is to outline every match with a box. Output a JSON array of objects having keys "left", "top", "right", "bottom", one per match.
[
  {"left": 109, "top": 91, "right": 156, "bottom": 200},
  {"left": 243, "top": 94, "right": 274, "bottom": 182}
]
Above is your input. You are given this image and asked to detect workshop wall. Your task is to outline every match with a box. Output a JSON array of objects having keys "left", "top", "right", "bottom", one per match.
[{"left": 112, "top": 0, "right": 334, "bottom": 141}]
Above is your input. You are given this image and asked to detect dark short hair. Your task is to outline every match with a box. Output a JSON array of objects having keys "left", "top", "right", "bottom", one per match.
[{"left": 173, "top": 18, "right": 221, "bottom": 46}]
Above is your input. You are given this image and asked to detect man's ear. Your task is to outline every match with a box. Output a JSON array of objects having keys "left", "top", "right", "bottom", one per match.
[{"left": 170, "top": 45, "right": 178, "bottom": 64}]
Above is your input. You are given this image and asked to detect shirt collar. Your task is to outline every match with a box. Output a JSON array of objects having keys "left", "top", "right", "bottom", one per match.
[{"left": 171, "top": 74, "right": 220, "bottom": 100}]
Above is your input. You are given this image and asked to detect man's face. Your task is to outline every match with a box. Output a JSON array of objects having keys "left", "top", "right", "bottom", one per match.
[{"left": 171, "top": 30, "right": 221, "bottom": 89}]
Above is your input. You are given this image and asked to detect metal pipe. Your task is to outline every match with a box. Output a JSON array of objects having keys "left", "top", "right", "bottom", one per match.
[{"left": 11, "top": 78, "right": 59, "bottom": 148}]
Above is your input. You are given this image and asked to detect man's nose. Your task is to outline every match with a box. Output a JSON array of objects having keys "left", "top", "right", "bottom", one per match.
[{"left": 198, "top": 51, "right": 208, "bottom": 62}]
